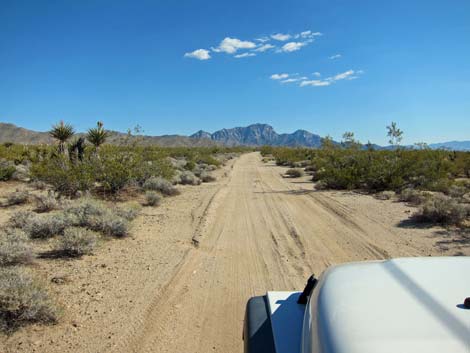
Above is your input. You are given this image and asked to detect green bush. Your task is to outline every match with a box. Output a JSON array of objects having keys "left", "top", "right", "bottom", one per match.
[
  {"left": 0, "top": 165, "right": 15, "bottom": 181},
  {"left": 0, "top": 267, "right": 58, "bottom": 332}
]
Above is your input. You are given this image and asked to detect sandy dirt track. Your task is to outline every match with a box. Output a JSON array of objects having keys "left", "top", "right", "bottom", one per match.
[{"left": 2, "top": 152, "right": 467, "bottom": 353}]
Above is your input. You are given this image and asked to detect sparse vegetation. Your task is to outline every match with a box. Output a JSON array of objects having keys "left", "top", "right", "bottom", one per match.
[
  {"left": 34, "top": 193, "right": 60, "bottom": 213},
  {"left": 144, "top": 191, "right": 161, "bottom": 206},
  {"left": 57, "top": 228, "right": 97, "bottom": 257},
  {"left": 0, "top": 229, "right": 33, "bottom": 266},
  {"left": 24, "top": 214, "right": 68, "bottom": 239},
  {"left": 143, "top": 176, "right": 179, "bottom": 196},
  {"left": 285, "top": 168, "right": 304, "bottom": 178},
  {"left": 179, "top": 171, "right": 201, "bottom": 185},
  {"left": 414, "top": 194, "right": 469, "bottom": 225},
  {"left": 5, "top": 190, "right": 29, "bottom": 206},
  {"left": 0, "top": 267, "right": 58, "bottom": 332}
]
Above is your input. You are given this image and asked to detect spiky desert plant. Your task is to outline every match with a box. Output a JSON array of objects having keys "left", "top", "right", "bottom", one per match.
[
  {"left": 87, "top": 121, "right": 109, "bottom": 149},
  {"left": 49, "top": 121, "right": 75, "bottom": 154}
]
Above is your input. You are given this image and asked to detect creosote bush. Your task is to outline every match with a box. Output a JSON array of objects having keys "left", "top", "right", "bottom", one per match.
[
  {"left": 57, "top": 228, "right": 97, "bottom": 257},
  {"left": 0, "top": 229, "right": 33, "bottom": 266},
  {"left": 285, "top": 168, "right": 304, "bottom": 178},
  {"left": 0, "top": 267, "right": 58, "bottom": 332},
  {"left": 414, "top": 194, "right": 469, "bottom": 225},
  {"left": 0, "top": 164, "right": 16, "bottom": 181},
  {"left": 144, "top": 191, "right": 161, "bottom": 206},
  {"left": 143, "top": 176, "right": 179, "bottom": 196}
]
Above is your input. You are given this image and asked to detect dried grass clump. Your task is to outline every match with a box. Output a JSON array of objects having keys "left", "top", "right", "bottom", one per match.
[
  {"left": 144, "top": 191, "right": 161, "bottom": 206},
  {"left": 0, "top": 229, "right": 33, "bottom": 266},
  {"left": 0, "top": 267, "right": 58, "bottom": 332},
  {"left": 414, "top": 194, "right": 469, "bottom": 225},
  {"left": 57, "top": 228, "right": 97, "bottom": 257},
  {"left": 8, "top": 211, "right": 36, "bottom": 229}
]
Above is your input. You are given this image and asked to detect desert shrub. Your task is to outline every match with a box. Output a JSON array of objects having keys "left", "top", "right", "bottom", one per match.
[
  {"left": 179, "top": 171, "right": 201, "bottom": 185},
  {"left": 0, "top": 267, "right": 58, "bottom": 332},
  {"left": 34, "top": 193, "right": 60, "bottom": 213},
  {"left": 144, "top": 191, "right": 161, "bottom": 206},
  {"left": 447, "top": 184, "right": 467, "bottom": 199},
  {"left": 0, "top": 164, "right": 15, "bottom": 181},
  {"left": 114, "top": 203, "right": 141, "bottom": 220},
  {"left": 31, "top": 156, "right": 94, "bottom": 197},
  {"left": 24, "top": 214, "right": 68, "bottom": 239},
  {"left": 399, "top": 188, "right": 429, "bottom": 205},
  {"left": 64, "top": 199, "right": 131, "bottom": 237},
  {"left": 375, "top": 191, "right": 395, "bottom": 200},
  {"left": 8, "top": 211, "right": 36, "bottom": 229},
  {"left": 57, "top": 228, "right": 97, "bottom": 257},
  {"left": 30, "top": 180, "right": 47, "bottom": 190},
  {"left": 0, "top": 229, "right": 33, "bottom": 266},
  {"left": 199, "top": 171, "right": 216, "bottom": 183},
  {"left": 414, "top": 194, "right": 469, "bottom": 225},
  {"left": 286, "top": 168, "right": 304, "bottom": 178},
  {"left": 5, "top": 190, "right": 29, "bottom": 206},
  {"left": 99, "top": 215, "right": 129, "bottom": 237},
  {"left": 143, "top": 176, "right": 179, "bottom": 196}
]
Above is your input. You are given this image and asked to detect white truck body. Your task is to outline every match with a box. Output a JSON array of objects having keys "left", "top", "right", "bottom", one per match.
[{"left": 245, "top": 257, "right": 470, "bottom": 353}]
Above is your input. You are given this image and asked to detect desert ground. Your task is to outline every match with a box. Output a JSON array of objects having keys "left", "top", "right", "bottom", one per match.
[{"left": 1, "top": 152, "right": 468, "bottom": 353}]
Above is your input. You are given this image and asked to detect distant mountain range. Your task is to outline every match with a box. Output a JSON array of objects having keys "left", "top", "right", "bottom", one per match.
[{"left": 1, "top": 122, "right": 469, "bottom": 151}]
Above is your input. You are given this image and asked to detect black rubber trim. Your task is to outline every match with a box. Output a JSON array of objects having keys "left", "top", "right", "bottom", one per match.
[{"left": 243, "top": 295, "right": 277, "bottom": 353}]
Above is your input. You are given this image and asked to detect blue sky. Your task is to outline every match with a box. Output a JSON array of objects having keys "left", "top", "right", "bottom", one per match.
[{"left": 1, "top": 0, "right": 469, "bottom": 145}]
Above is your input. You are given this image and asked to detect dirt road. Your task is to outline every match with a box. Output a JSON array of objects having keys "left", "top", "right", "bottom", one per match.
[
  {"left": 120, "top": 152, "right": 458, "bottom": 353},
  {"left": 3, "top": 152, "right": 465, "bottom": 353}
]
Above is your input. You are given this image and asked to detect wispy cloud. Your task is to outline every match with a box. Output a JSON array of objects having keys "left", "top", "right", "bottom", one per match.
[
  {"left": 280, "top": 41, "right": 307, "bottom": 52},
  {"left": 184, "top": 49, "right": 211, "bottom": 60},
  {"left": 234, "top": 52, "right": 256, "bottom": 58},
  {"left": 254, "top": 44, "right": 275, "bottom": 52},
  {"left": 212, "top": 37, "right": 256, "bottom": 54},
  {"left": 329, "top": 54, "right": 342, "bottom": 59},
  {"left": 300, "top": 80, "right": 331, "bottom": 87},
  {"left": 270, "top": 73, "right": 289, "bottom": 80},
  {"left": 271, "top": 69, "right": 363, "bottom": 87},
  {"left": 271, "top": 33, "right": 291, "bottom": 41}
]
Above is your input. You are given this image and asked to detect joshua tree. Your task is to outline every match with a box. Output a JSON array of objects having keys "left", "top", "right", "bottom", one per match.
[
  {"left": 49, "top": 121, "right": 75, "bottom": 154},
  {"left": 386, "top": 122, "right": 403, "bottom": 147},
  {"left": 87, "top": 121, "right": 109, "bottom": 149}
]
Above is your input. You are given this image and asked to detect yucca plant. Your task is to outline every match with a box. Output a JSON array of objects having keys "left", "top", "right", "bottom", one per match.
[
  {"left": 49, "top": 121, "right": 75, "bottom": 154},
  {"left": 87, "top": 121, "right": 109, "bottom": 149}
]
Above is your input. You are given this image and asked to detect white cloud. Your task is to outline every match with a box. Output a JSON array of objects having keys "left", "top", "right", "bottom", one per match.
[
  {"left": 271, "top": 33, "right": 291, "bottom": 41},
  {"left": 270, "top": 73, "right": 289, "bottom": 80},
  {"left": 280, "top": 41, "right": 307, "bottom": 52},
  {"left": 212, "top": 37, "right": 256, "bottom": 54},
  {"left": 300, "top": 80, "right": 331, "bottom": 87},
  {"left": 300, "top": 30, "right": 312, "bottom": 38},
  {"left": 281, "top": 77, "right": 307, "bottom": 83},
  {"left": 254, "top": 44, "right": 275, "bottom": 52},
  {"left": 329, "top": 54, "right": 342, "bottom": 59},
  {"left": 331, "top": 70, "right": 355, "bottom": 81},
  {"left": 256, "top": 37, "right": 270, "bottom": 43},
  {"left": 234, "top": 52, "right": 256, "bottom": 58},
  {"left": 184, "top": 49, "right": 211, "bottom": 60},
  {"left": 312, "top": 72, "right": 321, "bottom": 77}
]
